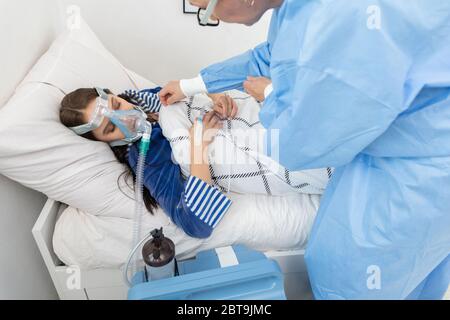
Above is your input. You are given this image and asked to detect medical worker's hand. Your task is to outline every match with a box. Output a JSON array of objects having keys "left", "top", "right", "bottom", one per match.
[
  {"left": 159, "top": 81, "right": 186, "bottom": 106},
  {"left": 243, "top": 76, "right": 272, "bottom": 102},
  {"left": 211, "top": 94, "right": 238, "bottom": 120}
]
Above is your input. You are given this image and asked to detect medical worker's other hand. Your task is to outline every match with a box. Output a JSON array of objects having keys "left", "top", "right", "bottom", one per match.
[
  {"left": 159, "top": 81, "right": 186, "bottom": 106},
  {"left": 243, "top": 76, "right": 272, "bottom": 102},
  {"left": 212, "top": 94, "right": 238, "bottom": 120}
]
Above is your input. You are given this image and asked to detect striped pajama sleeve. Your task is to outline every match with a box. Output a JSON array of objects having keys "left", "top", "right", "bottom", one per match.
[
  {"left": 123, "top": 88, "right": 163, "bottom": 113},
  {"left": 183, "top": 176, "right": 233, "bottom": 230}
]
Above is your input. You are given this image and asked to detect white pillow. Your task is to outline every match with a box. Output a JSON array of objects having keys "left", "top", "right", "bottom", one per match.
[{"left": 0, "top": 19, "right": 168, "bottom": 224}]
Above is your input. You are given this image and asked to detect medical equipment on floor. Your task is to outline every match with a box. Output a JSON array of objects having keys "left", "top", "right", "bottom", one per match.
[
  {"left": 128, "top": 244, "right": 286, "bottom": 300},
  {"left": 124, "top": 228, "right": 175, "bottom": 285},
  {"left": 142, "top": 228, "right": 176, "bottom": 281}
]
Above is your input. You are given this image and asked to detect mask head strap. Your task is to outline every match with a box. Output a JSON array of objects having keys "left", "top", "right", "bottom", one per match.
[
  {"left": 69, "top": 87, "right": 109, "bottom": 135},
  {"left": 95, "top": 87, "right": 109, "bottom": 102}
]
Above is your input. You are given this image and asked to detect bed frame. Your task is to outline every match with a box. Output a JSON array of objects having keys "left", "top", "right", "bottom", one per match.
[{"left": 32, "top": 198, "right": 314, "bottom": 300}]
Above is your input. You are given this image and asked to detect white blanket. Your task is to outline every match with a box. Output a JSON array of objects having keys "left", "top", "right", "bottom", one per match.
[
  {"left": 53, "top": 192, "right": 320, "bottom": 269},
  {"left": 159, "top": 91, "right": 333, "bottom": 196}
]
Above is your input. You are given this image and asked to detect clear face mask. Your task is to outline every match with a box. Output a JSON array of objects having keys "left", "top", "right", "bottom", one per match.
[{"left": 70, "top": 87, "right": 152, "bottom": 147}]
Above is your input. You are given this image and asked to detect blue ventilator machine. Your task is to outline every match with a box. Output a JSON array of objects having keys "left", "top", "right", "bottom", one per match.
[{"left": 128, "top": 245, "right": 286, "bottom": 300}]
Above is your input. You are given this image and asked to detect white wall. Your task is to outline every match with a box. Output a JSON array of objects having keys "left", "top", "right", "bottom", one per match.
[
  {"left": 0, "top": 0, "right": 61, "bottom": 107},
  {"left": 0, "top": 0, "right": 60, "bottom": 299},
  {"left": 58, "top": 0, "right": 271, "bottom": 85}
]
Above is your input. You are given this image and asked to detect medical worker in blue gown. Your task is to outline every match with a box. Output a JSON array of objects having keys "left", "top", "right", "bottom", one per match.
[{"left": 160, "top": 0, "right": 450, "bottom": 299}]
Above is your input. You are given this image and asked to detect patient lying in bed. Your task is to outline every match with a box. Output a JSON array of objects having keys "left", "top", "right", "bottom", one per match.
[{"left": 59, "top": 87, "right": 331, "bottom": 240}]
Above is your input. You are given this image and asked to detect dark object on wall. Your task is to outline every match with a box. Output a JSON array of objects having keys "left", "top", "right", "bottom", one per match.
[{"left": 183, "top": 0, "right": 198, "bottom": 14}]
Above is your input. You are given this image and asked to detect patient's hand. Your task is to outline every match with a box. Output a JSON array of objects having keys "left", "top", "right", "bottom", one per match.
[
  {"left": 211, "top": 94, "right": 238, "bottom": 120},
  {"left": 243, "top": 76, "right": 272, "bottom": 102}
]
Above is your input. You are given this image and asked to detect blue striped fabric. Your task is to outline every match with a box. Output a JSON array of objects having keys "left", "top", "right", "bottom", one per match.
[
  {"left": 123, "top": 88, "right": 162, "bottom": 113},
  {"left": 184, "top": 176, "right": 232, "bottom": 229}
]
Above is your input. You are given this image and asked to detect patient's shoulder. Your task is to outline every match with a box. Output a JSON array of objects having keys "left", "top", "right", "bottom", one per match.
[{"left": 158, "top": 101, "right": 192, "bottom": 139}]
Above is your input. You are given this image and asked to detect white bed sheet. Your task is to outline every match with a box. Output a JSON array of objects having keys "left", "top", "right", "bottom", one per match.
[{"left": 53, "top": 192, "right": 320, "bottom": 269}]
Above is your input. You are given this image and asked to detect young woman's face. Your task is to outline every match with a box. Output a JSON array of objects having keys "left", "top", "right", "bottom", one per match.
[{"left": 83, "top": 94, "right": 134, "bottom": 143}]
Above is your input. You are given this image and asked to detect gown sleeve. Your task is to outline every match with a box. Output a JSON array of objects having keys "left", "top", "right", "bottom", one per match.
[
  {"left": 128, "top": 125, "right": 232, "bottom": 239},
  {"left": 200, "top": 42, "right": 272, "bottom": 93}
]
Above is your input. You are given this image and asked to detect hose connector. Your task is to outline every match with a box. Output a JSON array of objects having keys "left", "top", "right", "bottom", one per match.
[{"left": 139, "top": 125, "right": 152, "bottom": 156}]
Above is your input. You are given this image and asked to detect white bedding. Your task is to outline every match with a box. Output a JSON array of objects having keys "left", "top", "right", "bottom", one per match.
[{"left": 53, "top": 192, "right": 320, "bottom": 269}]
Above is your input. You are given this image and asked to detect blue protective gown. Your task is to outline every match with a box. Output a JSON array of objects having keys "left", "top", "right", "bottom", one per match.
[{"left": 200, "top": 0, "right": 450, "bottom": 299}]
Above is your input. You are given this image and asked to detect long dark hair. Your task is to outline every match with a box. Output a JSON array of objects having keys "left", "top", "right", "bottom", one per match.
[{"left": 59, "top": 88, "right": 158, "bottom": 215}]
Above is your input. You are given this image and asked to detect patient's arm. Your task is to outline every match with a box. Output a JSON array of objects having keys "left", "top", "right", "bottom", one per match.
[
  {"left": 190, "top": 151, "right": 212, "bottom": 185},
  {"left": 189, "top": 111, "right": 222, "bottom": 185}
]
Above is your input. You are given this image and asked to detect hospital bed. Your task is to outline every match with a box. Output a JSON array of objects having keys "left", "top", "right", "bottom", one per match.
[{"left": 32, "top": 198, "right": 313, "bottom": 300}]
